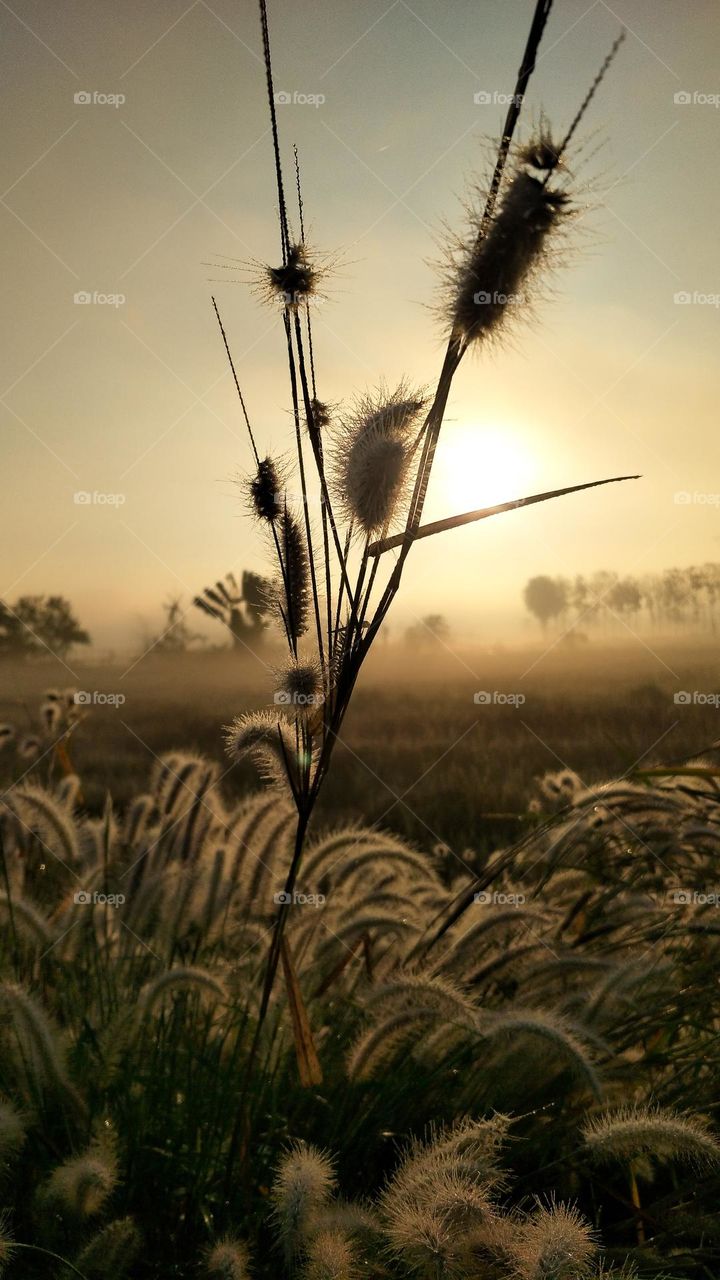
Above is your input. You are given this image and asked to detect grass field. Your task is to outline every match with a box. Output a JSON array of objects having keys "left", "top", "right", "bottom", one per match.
[{"left": 2, "top": 638, "right": 718, "bottom": 854}]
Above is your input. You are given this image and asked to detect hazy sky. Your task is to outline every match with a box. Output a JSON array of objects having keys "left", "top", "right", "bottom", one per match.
[{"left": 2, "top": 0, "right": 719, "bottom": 652}]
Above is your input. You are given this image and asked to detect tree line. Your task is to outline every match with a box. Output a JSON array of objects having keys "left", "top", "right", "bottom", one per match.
[{"left": 524, "top": 563, "right": 720, "bottom": 634}]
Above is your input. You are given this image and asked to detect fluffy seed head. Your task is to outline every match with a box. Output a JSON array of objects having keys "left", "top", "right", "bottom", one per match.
[
  {"left": 266, "top": 243, "right": 319, "bottom": 308},
  {"left": 333, "top": 385, "right": 427, "bottom": 534},
  {"left": 582, "top": 1106, "right": 720, "bottom": 1169},
  {"left": 40, "top": 700, "right": 62, "bottom": 735},
  {"left": 43, "top": 1143, "right": 118, "bottom": 1217},
  {"left": 272, "top": 1142, "right": 337, "bottom": 1261},
  {"left": 203, "top": 1236, "right": 251, "bottom": 1279},
  {"left": 224, "top": 712, "right": 299, "bottom": 789},
  {"left": 0, "top": 726, "right": 14, "bottom": 750},
  {"left": 444, "top": 132, "right": 570, "bottom": 347},
  {"left": 309, "top": 398, "right": 332, "bottom": 430},
  {"left": 250, "top": 456, "right": 282, "bottom": 523},
  {"left": 515, "top": 1203, "right": 596, "bottom": 1280},
  {"left": 304, "top": 1229, "right": 355, "bottom": 1280},
  {"left": 17, "top": 736, "right": 41, "bottom": 761},
  {"left": 76, "top": 1217, "right": 141, "bottom": 1276},
  {"left": 274, "top": 657, "right": 324, "bottom": 718},
  {"left": 276, "top": 510, "right": 310, "bottom": 642}
]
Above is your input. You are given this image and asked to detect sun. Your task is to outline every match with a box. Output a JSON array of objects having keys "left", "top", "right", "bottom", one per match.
[{"left": 431, "top": 423, "right": 538, "bottom": 516}]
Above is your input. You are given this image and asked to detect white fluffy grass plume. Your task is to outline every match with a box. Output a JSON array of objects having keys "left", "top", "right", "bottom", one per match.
[{"left": 332, "top": 384, "right": 427, "bottom": 534}]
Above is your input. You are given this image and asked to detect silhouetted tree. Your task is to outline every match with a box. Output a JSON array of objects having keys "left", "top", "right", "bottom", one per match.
[
  {"left": 405, "top": 613, "right": 451, "bottom": 646},
  {"left": 0, "top": 595, "right": 90, "bottom": 659},
  {"left": 523, "top": 576, "right": 567, "bottom": 633}
]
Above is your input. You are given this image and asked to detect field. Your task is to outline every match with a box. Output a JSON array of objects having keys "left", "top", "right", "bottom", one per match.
[
  {"left": 2, "top": 637, "right": 720, "bottom": 1278},
  {"left": 2, "top": 639, "right": 718, "bottom": 852}
]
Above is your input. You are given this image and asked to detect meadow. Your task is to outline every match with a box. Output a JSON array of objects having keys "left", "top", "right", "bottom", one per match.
[
  {"left": 2, "top": 639, "right": 718, "bottom": 852},
  {"left": 1, "top": 639, "right": 720, "bottom": 1278},
  {"left": 2, "top": 0, "right": 717, "bottom": 1271}
]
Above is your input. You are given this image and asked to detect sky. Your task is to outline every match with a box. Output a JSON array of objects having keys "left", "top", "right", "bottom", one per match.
[{"left": 1, "top": 0, "right": 719, "bottom": 654}]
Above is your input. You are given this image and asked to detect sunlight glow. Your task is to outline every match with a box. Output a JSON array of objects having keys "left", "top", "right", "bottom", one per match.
[{"left": 433, "top": 423, "right": 538, "bottom": 516}]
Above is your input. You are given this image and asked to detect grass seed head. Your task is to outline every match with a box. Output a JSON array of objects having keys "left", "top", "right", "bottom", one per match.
[
  {"left": 582, "top": 1106, "right": 720, "bottom": 1170},
  {"left": 443, "top": 132, "right": 571, "bottom": 348},
  {"left": 333, "top": 384, "right": 427, "bottom": 535},
  {"left": 250, "top": 456, "right": 283, "bottom": 523},
  {"left": 203, "top": 1235, "right": 251, "bottom": 1279},
  {"left": 272, "top": 1142, "right": 337, "bottom": 1262}
]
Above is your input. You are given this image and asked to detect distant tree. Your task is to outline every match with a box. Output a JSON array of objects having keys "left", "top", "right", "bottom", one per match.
[
  {"left": 194, "top": 571, "right": 272, "bottom": 648},
  {"left": 607, "top": 576, "right": 642, "bottom": 619},
  {"left": 149, "top": 597, "right": 204, "bottom": 654},
  {"left": 523, "top": 576, "right": 567, "bottom": 633},
  {"left": 0, "top": 595, "right": 90, "bottom": 659},
  {"left": 405, "top": 613, "right": 451, "bottom": 646}
]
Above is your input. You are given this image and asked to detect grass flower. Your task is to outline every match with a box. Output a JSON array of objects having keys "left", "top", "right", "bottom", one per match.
[
  {"left": 443, "top": 132, "right": 571, "bottom": 348},
  {"left": 274, "top": 656, "right": 324, "bottom": 718},
  {"left": 582, "top": 1106, "right": 720, "bottom": 1169},
  {"left": 272, "top": 1142, "right": 337, "bottom": 1262},
  {"left": 43, "top": 1142, "right": 118, "bottom": 1217},
  {"left": 76, "top": 1217, "right": 141, "bottom": 1277},
  {"left": 250, "top": 456, "right": 283, "bottom": 523},
  {"left": 515, "top": 1202, "right": 596, "bottom": 1280},
  {"left": 203, "top": 1235, "right": 251, "bottom": 1279},
  {"left": 332, "top": 385, "right": 427, "bottom": 535}
]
